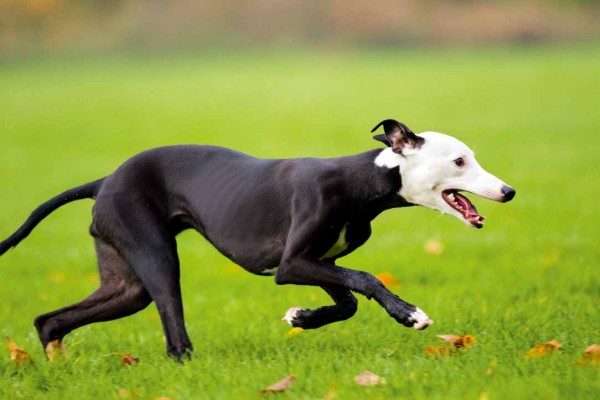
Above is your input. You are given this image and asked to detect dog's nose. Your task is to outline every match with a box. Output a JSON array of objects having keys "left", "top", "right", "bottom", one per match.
[{"left": 501, "top": 185, "right": 516, "bottom": 202}]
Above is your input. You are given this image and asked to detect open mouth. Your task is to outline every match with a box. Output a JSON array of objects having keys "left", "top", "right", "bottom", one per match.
[{"left": 442, "top": 190, "right": 485, "bottom": 228}]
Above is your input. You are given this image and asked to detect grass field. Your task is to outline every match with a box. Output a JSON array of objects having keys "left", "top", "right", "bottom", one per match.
[{"left": 0, "top": 45, "right": 598, "bottom": 399}]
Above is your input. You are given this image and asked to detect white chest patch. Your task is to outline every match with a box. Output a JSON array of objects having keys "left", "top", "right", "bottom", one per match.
[
  {"left": 320, "top": 225, "right": 348, "bottom": 259},
  {"left": 261, "top": 267, "right": 279, "bottom": 275}
]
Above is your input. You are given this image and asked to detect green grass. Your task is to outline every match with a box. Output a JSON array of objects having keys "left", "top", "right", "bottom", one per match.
[{"left": 0, "top": 45, "right": 599, "bottom": 399}]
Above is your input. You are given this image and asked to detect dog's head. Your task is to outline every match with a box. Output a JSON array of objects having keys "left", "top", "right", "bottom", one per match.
[{"left": 373, "top": 119, "right": 515, "bottom": 228}]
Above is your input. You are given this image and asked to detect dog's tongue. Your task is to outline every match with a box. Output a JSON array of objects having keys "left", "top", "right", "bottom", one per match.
[
  {"left": 455, "top": 193, "right": 477, "bottom": 215},
  {"left": 455, "top": 193, "right": 485, "bottom": 227}
]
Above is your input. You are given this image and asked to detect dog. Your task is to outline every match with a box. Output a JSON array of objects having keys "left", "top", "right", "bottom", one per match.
[{"left": 0, "top": 119, "right": 515, "bottom": 361}]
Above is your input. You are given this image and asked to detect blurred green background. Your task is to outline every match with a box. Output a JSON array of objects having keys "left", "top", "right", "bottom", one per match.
[{"left": 0, "top": 1, "right": 599, "bottom": 399}]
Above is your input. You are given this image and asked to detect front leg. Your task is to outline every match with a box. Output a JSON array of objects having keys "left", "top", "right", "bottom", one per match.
[
  {"left": 275, "top": 258, "right": 432, "bottom": 330},
  {"left": 282, "top": 285, "right": 358, "bottom": 329},
  {"left": 278, "top": 183, "right": 432, "bottom": 330}
]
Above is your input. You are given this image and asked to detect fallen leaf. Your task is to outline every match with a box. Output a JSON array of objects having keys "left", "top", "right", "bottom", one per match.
[
  {"left": 437, "top": 334, "right": 477, "bottom": 349},
  {"left": 45, "top": 339, "right": 68, "bottom": 361},
  {"left": 354, "top": 370, "right": 386, "bottom": 386},
  {"left": 574, "top": 344, "right": 600, "bottom": 365},
  {"left": 425, "top": 334, "right": 476, "bottom": 356},
  {"left": 154, "top": 397, "right": 173, "bottom": 400},
  {"left": 7, "top": 337, "right": 32, "bottom": 365},
  {"left": 375, "top": 272, "right": 401, "bottom": 289},
  {"left": 425, "top": 345, "right": 453, "bottom": 357},
  {"left": 121, "top": 354, "right": 140, "bottom": 365},
  {"left": 424, "top": 239, "right": 444, "bottom": 255},
  {"left": 117, "top": 388, "right": 140, "bottom": 398},
  {"left": 261, "top": 374, "right": 296, "bottom": 393},
  {"left": 287, "top": 327, "right": 303, "bottom": 337},
  {"left": 526, "top": 339, "right": 562, "bottom": 358}
]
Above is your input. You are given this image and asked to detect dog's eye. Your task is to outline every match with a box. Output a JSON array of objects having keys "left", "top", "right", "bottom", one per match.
[{"left": 453, "top": 157, "right": 465, "bottom": 167}]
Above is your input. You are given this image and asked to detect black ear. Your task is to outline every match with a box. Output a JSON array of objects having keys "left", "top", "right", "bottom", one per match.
[
  {"left": 371, "top": 119, "right": 424, "bottom": 154},
  {"left": 372, "top": 133, "right": 390, "bottom": 146}
]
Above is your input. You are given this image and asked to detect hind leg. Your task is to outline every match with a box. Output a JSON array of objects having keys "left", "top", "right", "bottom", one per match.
[
  {"left": 281, "top": 285, "right": 358, "bottom": 329},
  {"left": 34, "top": 239, "right": 152, "bottom": 357},
  {"left": 118, "top": 243, "right": 193, "bottom": 361},
  {"left": 91, "top": 195, "right": 193, "bottom": 361}
]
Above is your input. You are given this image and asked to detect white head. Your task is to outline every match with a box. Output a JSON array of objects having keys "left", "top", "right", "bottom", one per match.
[{"left": 373, "top": 119, "right": 515, "bottom": 228}]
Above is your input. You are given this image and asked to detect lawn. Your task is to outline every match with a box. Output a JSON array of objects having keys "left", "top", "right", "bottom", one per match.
[{"left": 0, "top": 45, "right": 598, "bottom": 399}]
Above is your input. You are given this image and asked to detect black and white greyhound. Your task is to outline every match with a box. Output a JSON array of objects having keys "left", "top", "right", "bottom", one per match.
[{"left": 0, "top": 119, "right": 515, "bottom": 361}]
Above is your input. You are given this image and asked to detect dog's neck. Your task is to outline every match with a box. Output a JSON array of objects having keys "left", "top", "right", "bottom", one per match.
[{"left": 336, "top": 149, "right": 412, "bottom": 220}]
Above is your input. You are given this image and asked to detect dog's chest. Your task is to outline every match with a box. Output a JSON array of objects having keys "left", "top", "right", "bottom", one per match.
[{"left": 320, "top": 225, "right": 349, "bottom": 259}]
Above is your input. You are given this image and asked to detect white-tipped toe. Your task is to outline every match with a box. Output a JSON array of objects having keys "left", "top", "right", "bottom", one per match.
[
  {"left": 281, "top": 307, "right": 302, "bottom": 325},
  {"left": 410, "top": 307, "right": 433, "bottom": 330}
]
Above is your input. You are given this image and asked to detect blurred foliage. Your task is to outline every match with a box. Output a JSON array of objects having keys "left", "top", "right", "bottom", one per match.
[{"left": 1, "top": 0, "right": 599, "bottom": 57}]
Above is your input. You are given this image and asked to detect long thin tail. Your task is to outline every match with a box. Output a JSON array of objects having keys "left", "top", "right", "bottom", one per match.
[{"left": 0, "top": 178, "right": 105, "bottom": 256}]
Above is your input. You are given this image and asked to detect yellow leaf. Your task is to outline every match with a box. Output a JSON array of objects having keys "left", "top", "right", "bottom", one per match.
[
  {"left": 425, "top": 345, "right": 453, "bottom": 357},
  {"left": 287, "top": 327, "right": 303, "bottom": 337},
  {"left": 375, "top": 272, "right": 401, "bottom": 289},
  {"left": 354, "top": 370, "right": 386, "bottom": 386},
  {"left": 574, "top": 344, "right": 600, "bottom": 365},
  {"left": 260, "top": 374, "right": 296, "bottom": 393},
  {"left": 117, "top": 388, "right": 140, "bottom": 398},
  {"left": 424, "top": 239, "right": 444, "bottom": 255},
  {"left": 7, "top": 337, "right": 32, "bottom": 365},
  {"left": 526, "top": 340, "right": 562, "bottom": 358},
  {"left": 437, "top": 334, "right": 477, "bottom": 349},
  {"left": 426, "top": 334, "right": 476, "bottom": 356}
]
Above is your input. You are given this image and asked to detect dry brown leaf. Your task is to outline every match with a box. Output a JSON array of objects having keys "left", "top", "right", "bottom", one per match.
[
  {"left": 45, "top": 339, "right": 68, "bottom": 361},
  {"left": 121, "top": 354, "right": 140, "bottom": 365},
  {"left": 260, "top": 374, "right": 296, "bottom": 393},
  {"left": 424, "top": 239, "right": 444, "bottom": 255},
  {"left": 375, "top": 272, "right": 401, "bottom": 289},
  {"left": 7, "top": 337, "right": 32, "bottom": 365},
  {"left": 437, "top": 334, "right": 477, "bottom": 349},
  {"left": 425, "top": 345, "right": 453, "bottom": 357},
  {"left": 574, "top": 344, "right": 600, "bottom": 365},
  {"left": 425, "top": 334, "right": 476, "bottom": 356},
  {"left": 526, "top": 339, "right": 562, "bottom": 358},
  {"left": 354, "top": 370, "right": 386, "bottom": 386}
]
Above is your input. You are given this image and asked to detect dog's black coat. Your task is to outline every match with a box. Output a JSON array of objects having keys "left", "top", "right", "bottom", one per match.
[{"left": 1, "top": 128, "right": 431, "bottom": 360}]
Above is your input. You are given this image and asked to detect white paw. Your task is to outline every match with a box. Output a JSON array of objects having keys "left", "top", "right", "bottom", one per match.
[
  {"left": 410, "top": 307, "right": 433, "bottom": 330},
  {"left": 281, "top": 307, "right": 302, "bottom": 325}
]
